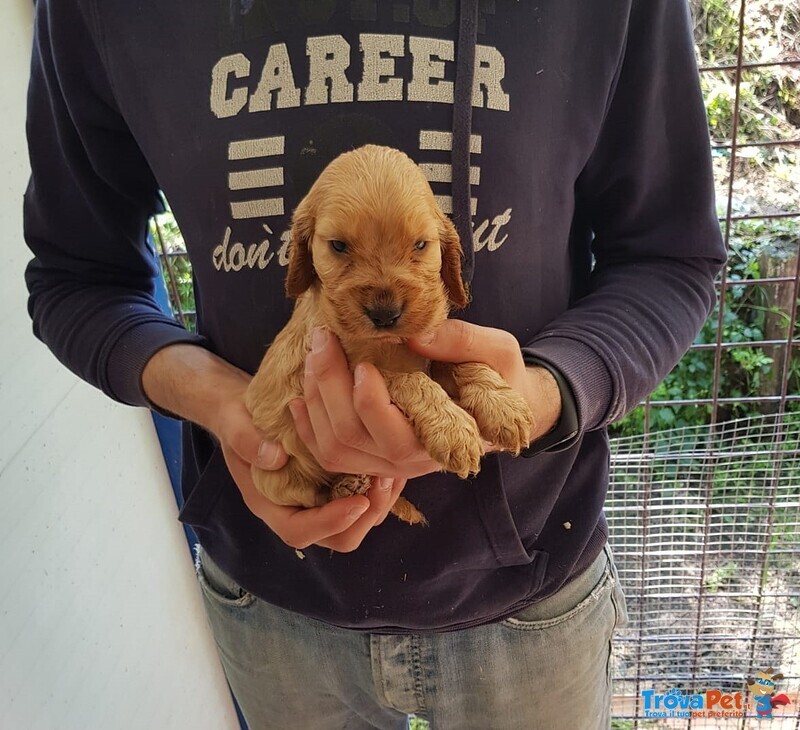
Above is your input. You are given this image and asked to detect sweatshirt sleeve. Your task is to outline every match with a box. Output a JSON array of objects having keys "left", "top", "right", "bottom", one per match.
[
  {"left": 23, "top": 0, "right": 206, "bottom": 408},
  {"left": 521, "top": 0, "right": 727, "bottom": 434}
]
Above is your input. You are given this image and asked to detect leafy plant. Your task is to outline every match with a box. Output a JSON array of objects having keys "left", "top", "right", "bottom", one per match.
[{"left": 150, "top": 215, "right": 196, "bottom": 332}]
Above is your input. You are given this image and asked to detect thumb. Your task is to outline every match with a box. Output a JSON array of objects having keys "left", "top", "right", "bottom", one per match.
[
  {"left": 408, "top": 319, "right": 473, "bottom": 359},
  {"left": 409, "top": 319, "right": 506, "bottom": 364},
  {"left": 254, "top": 437, "right": 289, "bottom": 470},
  {"left": 225, "top": 415, "right": 289, "bottom": 471}
]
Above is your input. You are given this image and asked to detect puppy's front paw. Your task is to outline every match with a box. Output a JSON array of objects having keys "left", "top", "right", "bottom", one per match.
[
  {"left": 420, "top": 400, "right": 483, "bottom": 478},
  {"left": 446, "top": 363, "right": 535, "bottom": 455},
  {"left": 467, "top": 387, "right": 534, "bottom": 455},
  {"left": 383, "top": 370, "right": 484, "bottom": 479}
]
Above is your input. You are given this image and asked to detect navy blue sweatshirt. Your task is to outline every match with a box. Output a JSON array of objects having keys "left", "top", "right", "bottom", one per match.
[{"left": 24, "top": 0, "right": 726, "bottom": 632}]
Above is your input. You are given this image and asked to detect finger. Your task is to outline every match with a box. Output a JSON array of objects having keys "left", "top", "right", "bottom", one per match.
[
  {"left": 375, "top": 478, "right": 408, "bottom": 526},
  {"left": 222, "top": 439, "right": 375, "bottom": 548},
  {"left": 223, "top": 443, "right": 313, "bottom": 537},
  {"left": 408, "top": 319, "right": 521, "bottom": 370},
  {"left": 223, "top": 443, "right": 292, "bottom": 527},
  {"left": 244, "top": 484, "right": 374, "bottom": 551},
  {"left": 315, "top": 512, "right": 377, "bottom": 552},
  {"left": 364, "top": 476, "right": 397, "bottom": 525},
  {"left": 316, "top": 476, "right": 408, "bottom": 551},
  {"left": 315, "top": 477, "right": 396, "bottom": 551},
  {"left": 306, "top": 328, "right": 374, "bottom": 452},
  {"left": 289, "top": 398, "right": 402, "bottom": 477},
  {"left": 302, "top": 362, "right": 377, "bottom": 466},
  {"left": 278, "top": 496, "right": 375, "bottom": 550},
  {"left": 352, "top": 362, "right": 439, "bottom": 469},
  {"left": 223, "top": 402, "right": 289, "bottom": 471}
]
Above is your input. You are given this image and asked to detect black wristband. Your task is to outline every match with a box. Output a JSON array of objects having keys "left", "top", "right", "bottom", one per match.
[{"left": 520, "top": 355, "right": 580, "bottom": 457}]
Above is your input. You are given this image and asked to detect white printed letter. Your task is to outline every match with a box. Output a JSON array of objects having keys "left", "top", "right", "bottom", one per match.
[
  {"left": 408, "top": 37, "right": 454, "bottom": 104},
  {"left": 210, "top": 54, "right": 250, "bottom": 119},
  {"left": 249, "top": 43, "right": 301, "bottom": 112},
  {"left": 473, "top": 45, "right": 510, "bottom": 111},
  {"left": 358, "top": 34, "right": 404, "bottom": 102},
  {"left": 305, "top": 35, "right": 354, "bottom": 105}
]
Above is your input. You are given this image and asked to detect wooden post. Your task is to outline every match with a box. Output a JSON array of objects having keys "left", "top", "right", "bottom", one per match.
[{"left": 759, "top": 242, "right": 799, "bottom": 410}]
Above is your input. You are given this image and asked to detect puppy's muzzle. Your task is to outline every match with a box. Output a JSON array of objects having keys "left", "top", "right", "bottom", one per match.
[
  {"left": 363, "top": 287, "right": 404, "bottom": 329},
  {"left": 365, "top": 304, "right": 403, "bottom": 329}
]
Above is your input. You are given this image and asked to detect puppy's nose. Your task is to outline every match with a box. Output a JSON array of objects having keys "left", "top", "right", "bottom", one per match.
[{"left": 366, "top": 305, "right": 403, "bottom": 329}]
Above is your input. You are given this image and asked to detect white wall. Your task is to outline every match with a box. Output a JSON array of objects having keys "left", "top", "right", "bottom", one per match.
[{"left": 0, "top": 4, "right": 239, "bottom": 728}]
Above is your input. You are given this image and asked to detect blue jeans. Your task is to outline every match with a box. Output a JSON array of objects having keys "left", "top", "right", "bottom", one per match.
[{"left": 196, "top": 542, "right": 628, "bottom": 730}]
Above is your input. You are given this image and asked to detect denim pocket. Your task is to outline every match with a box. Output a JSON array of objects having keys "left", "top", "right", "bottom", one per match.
[
  {"left": 195, "top": 546, "right": 255, "bottom": 608},
  {"left": 606, "top": 545, "right": 629, "bottom": 631},
  {"left": 501, "top": 554, "right": 612, "bottom": 630}
]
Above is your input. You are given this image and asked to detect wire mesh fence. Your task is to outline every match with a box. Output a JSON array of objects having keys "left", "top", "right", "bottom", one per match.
[
  {"left": 150, "top": 1, "right": 800, "bottom": 727},
  {"left": 607, "top": 412, "right": 800, "bottom": 728}
]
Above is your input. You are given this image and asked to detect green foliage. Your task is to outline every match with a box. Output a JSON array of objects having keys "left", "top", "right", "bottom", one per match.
[
  {"left": 705, "top": 560, "right": 740, "bottom": 592},
  {"left": 693, "top": 0, "right": 800, "bottom": 144},
  {"left": 150, "top": 215, "right": 196, "bottom": 332},
  {"left": 695, "top": 0, "right": 740, "bottom": 63},
  {"left": 702, "top": 72, "right": 794, "bottom": 143}
]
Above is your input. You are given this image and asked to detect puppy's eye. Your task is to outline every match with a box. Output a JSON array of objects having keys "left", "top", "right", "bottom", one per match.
[
  {"left": 414, "top": 240, "right": 427, "bottom": 251},
  {"left": 330, "top": 240, "right": 348, "bottom": 254}
]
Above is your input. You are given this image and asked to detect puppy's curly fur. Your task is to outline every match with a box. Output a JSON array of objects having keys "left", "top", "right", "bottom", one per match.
[{"left": 245, "top": 145, "right": 534, "bottom": 525}]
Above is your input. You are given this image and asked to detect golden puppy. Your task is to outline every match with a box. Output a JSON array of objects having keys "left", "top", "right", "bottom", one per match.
[{"left": 245, "top": 145, "right": 534, "bottom": 525}]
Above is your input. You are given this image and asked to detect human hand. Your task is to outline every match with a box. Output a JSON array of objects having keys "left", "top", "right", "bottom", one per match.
[
  {"left": 288, "top": 328, "right": 444, "bottom": 481},
  {"left": 209, "top": 378, "right": 412, "bottom": 552},
  {"left": 143, "top": 343, "right": 403, "bottom": 552},
  {"left": 407, "top": 320, "right": 562, "bottom": 446},
  {"left": 214, "top": 388, "right": 409, "bottom": 550}
]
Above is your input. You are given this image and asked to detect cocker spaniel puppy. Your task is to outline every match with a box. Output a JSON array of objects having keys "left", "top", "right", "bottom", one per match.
[{"left": 245, "top": 145, "right": 534, "bottom": 525}]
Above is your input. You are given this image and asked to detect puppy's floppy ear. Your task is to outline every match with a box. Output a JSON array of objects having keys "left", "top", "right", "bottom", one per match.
[
  {"left": 285, "top": 194, "right": 317, "bottom": 298},
  {"left": 438, "top": 210, "right": 469, "bottom": 308}
]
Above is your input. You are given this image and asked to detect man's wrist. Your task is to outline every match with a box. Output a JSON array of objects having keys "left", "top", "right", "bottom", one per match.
[
  {"left": 520, "top": 355, "right": 580, "bottom": 457},
  {"left": 142, "top": 343, "right": 251, "bottom": 433},
  {"left": 525, "top": 365, "right": 562, "bottom": 440}
]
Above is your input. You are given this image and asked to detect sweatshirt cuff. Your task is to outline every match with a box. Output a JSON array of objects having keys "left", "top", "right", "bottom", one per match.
[
  {"left": 521, "top": 335, "right": 614, "bottom": 433},
  {"left": 105, "top": 318, "right": 207, "bottom": 409}
]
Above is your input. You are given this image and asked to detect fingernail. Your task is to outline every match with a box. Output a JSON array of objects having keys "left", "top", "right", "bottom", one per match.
[
  {"left": 379, "top": 477, "right": 393, "bottom": 492},
  {"left": 257, "top": 440, "right": 280, "bottom": 468},
  {"left": 311, "top": 327, "right": 328, "bottom": 354},
  {"left": 417, "top": 331, "right": 435, "bottom": 345},
  {"left": 347, "top": 503, "right": 369, "bottom": 520},
  {"left": 354, "top": 363, "right": 366, "bottom": 387}
]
